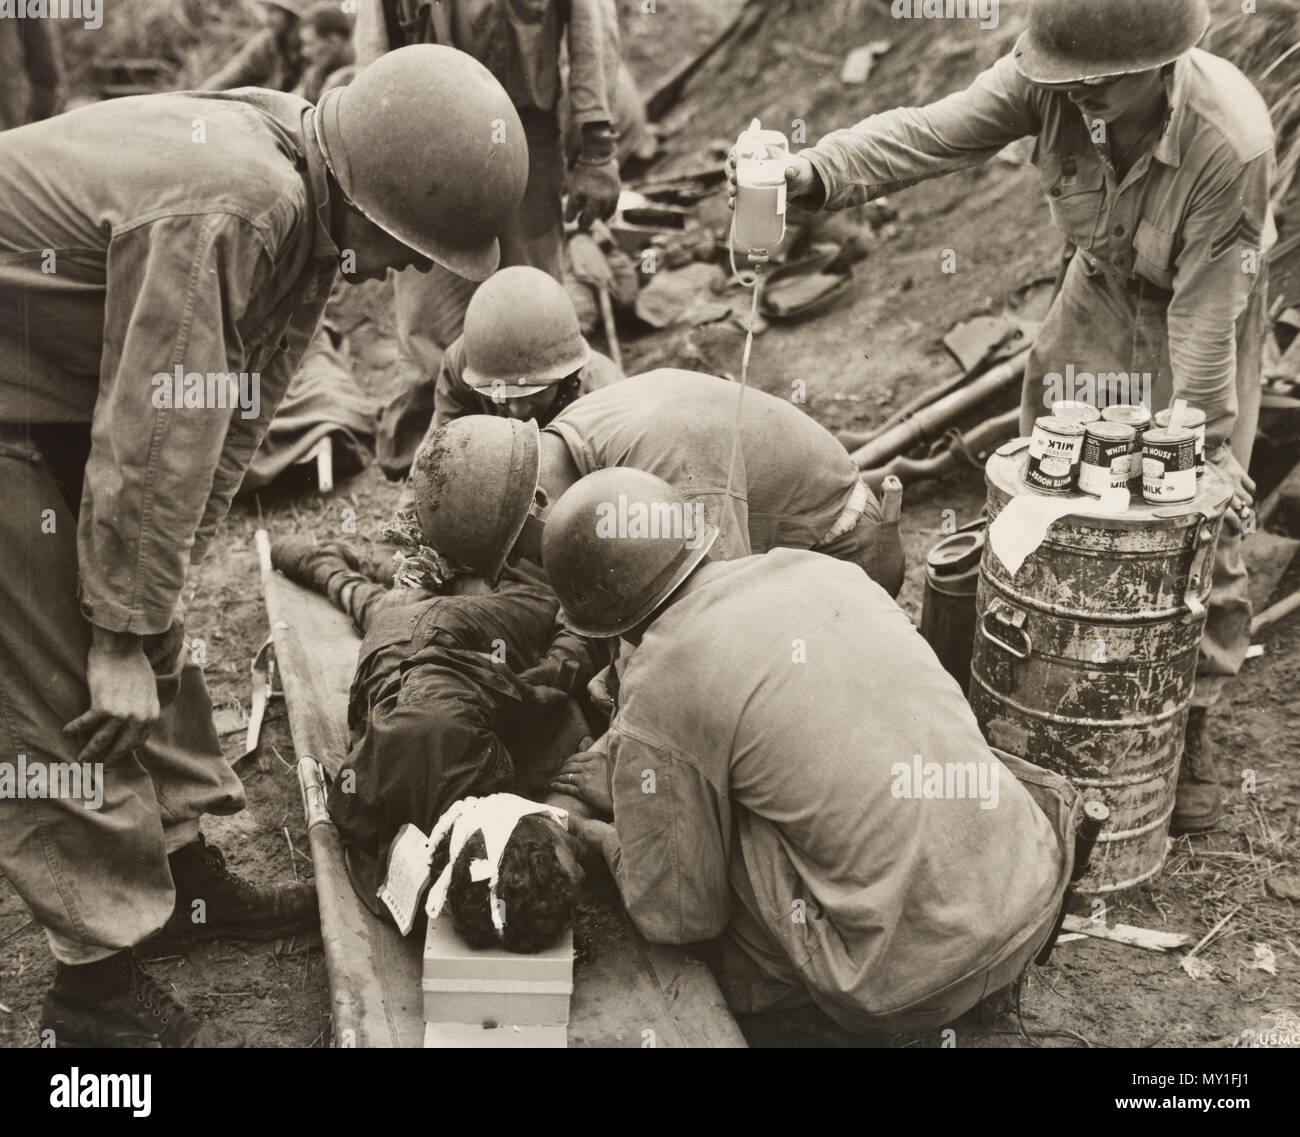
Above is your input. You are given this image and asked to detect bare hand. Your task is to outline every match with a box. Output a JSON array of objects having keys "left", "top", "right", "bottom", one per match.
[
  {"left": 549, "top": 748, "right": 612, "bottom": 817},
  {"left": 1209, "top": 446, "right": 1256, "bottom": 534},
  {"left": 64, "top": 631, "right": 160, "bottom": 765},
  {"left": 566, "top": 158, "right": 621, "bottom": 231},
  {"left": 726, "top": 149, "right": 818, "bottom": 213}
]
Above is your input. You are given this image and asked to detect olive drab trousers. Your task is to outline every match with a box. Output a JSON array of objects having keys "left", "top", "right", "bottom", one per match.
[
  {"left": 0, "top": 435, "right": 244, "bottom": 964},
  {"left": 390, "top": 107, "right": 566, "bottom": 376},
  {"left": 1018, "top": 257, "right": 1267, "bottom": 708}
]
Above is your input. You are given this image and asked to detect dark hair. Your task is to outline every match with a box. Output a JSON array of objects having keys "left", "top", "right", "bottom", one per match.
[
  {"left": 431, "top": 814, "right": 575, "bottom": 953},
  {"left": 304, "top": 2, "right": 352, "bottom": 37}
]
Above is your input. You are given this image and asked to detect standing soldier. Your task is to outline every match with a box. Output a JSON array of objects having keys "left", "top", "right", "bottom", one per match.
[
  {"left": 0, "top": 45, "right": 527, "bottom": 1047},
  {"left": 356, "top": 0, "right": 623, "bottom": 468},
  {"left": 733, "top": 0, "right": 1271, "bottom": 833}
]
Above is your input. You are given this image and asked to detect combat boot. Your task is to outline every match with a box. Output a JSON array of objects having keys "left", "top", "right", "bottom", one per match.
[
  {"left": 41, "top": 950, "right": 244, "bottom": 1048},
  {"left": 1170, "top": 707, "right": 1221, "bottom": 835},
  {"left": 148, "top": 833, "right": 318, "bottom": 952}
]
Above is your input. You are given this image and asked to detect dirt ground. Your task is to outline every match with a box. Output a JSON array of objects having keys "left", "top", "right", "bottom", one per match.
[{"left": 3, "top": 0, "right": 1299, "bottom": 1048}]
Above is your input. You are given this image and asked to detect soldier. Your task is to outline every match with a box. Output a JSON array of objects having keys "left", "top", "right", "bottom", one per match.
[
  {"left": 411, "top": 370, "right": 906, "bottom": 595},
  {"left": 543, "top": 469, "right": 1078, "bottom": 1033},
  {"left": 379, "top": 266, "right": 623, "bottom": 478},
  {"left": 730, "top": 0, "right": 1270, "bottom": 832},
  {"left": 355, "top": 0, "right": 623, "bottom": 468},
  {"left": 0, "top": 45, "right": 527, "bottom": 1047}
]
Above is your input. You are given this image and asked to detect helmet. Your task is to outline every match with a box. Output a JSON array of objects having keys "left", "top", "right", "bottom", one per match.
[
  {"left": 541, "top": 469, "right": 718, "bottom": 638},
  {"left": 314, "top": 45, "right": 528, "bottom": 281},
  {"left": 1013, "top": 0, "right": 1210, "bottom": 85},
  {"left": 462, "top": 267, "right": 591, "bottom": 396},
  {"left": 410, "top": 417, "right": 540, "bottom": 585}
]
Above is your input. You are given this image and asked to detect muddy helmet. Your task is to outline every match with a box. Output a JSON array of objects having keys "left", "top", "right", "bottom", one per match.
[
  {"left": 410, "top": 417, "right": 541, "bottom": 585},
  {"left": 462, "top": 267, "right": 591, "bottom": 396},
  {"left": 314, "top": 45, "right": 529, "bottom": 281},
  {"left": 1014, "top": 0, "right": 1210, "bottom": 85},
  {"left": 541, "top": 468, "right": 719, "bottom": 638}
]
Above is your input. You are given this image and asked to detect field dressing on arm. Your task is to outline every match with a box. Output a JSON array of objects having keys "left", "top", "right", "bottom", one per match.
[{"left": 723, "top": 120, "right": 791, "bottom": 548}]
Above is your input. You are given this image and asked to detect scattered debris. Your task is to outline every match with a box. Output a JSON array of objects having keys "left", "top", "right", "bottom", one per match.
[
  {"left": 840, "top": 40, "right": 892, "bottom": 85},
  {"left": 1248, "top": 943, "right": 1278, "bottom": 976}
]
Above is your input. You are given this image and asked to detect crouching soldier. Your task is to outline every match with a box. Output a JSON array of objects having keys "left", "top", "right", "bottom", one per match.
[
  {"left": 0, "top": 45, "right": 528, "bottom": 1047},
  {"left": 379, "top": 265, "right": 623, "bottom": 479},
  {"left": 545, "top": 469, "right": 1079, "bottom": 1032},
  {"left": 268, "top": 538, "right": 590, "bottom": 931},
  {"left": 413, "top": 369, "right": 906, "bottom": 596}
]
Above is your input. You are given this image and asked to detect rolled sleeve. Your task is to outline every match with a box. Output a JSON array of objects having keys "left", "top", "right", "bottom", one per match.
[
  {"left": 79, "top": 213, "right": 272, "bottom": 634},
  {"left": 566, "top": 0, "right": 615, "bottom": 126},
  {"left": 801, "top": 52, "right": 1038, "bottom": 211},
  {"left": 605, "top": 728, "right": 731, "bottom": 945},
  {"left": 1167, "top": 149, "right": 1274, "bottom": 449}
]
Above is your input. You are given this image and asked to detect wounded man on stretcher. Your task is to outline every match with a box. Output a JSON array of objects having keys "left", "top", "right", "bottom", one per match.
[{"left": 271, "top": 537, "right": 605, "bottom": 953}]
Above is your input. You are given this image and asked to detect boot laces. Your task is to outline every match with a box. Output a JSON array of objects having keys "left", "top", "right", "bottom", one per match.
[
  {"left": 131, "top": 956, "right": 181, "bottom": 1026},
  {"left": 201, "top": 840, "right": 256, "bottom": 894}
]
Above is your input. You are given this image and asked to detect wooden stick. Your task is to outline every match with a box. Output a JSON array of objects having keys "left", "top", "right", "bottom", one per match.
[
  {"left": 1060, "top": 915, "right": 1191, "bottom": 952},
  {"left": 597, "top": 287, "right": 622, "bottom": 373},
  {"left": 1252, "top": 585, "right": 1300, "bottom": 634},
  {"left": 1182, "top": 905, "right": 1243, "bottom": 965}
]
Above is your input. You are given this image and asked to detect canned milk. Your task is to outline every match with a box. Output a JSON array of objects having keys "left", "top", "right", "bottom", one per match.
[
  {"left": 1079, "top": 421, "right": 1136, "bottom": 497},
  {"left": 1142, "top": 427, "right": 1197, "bottom": 505},
  {"left": 1027, "top": 416, "right": 1086, "bottom": 495},
  {"left": 1154, "top": 407, "right": 1207, "bottom": 478}
]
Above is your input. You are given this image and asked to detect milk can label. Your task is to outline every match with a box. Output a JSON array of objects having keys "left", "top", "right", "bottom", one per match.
[
  {"left": 1027, "top": 417, "right": 1084, "bottom": 494},
  {"left": 1142, "top": 429, "right": 1197, "bottom": 505}
]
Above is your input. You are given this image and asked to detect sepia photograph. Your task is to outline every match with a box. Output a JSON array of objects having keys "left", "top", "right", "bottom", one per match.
[{"left": 0, "top": 0, "right": 1297, "bottom": 1111}]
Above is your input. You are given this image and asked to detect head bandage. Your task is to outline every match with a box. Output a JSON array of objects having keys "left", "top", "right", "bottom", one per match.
[{"left": 424, "top": 794, "right": 569, "bottom": 938}]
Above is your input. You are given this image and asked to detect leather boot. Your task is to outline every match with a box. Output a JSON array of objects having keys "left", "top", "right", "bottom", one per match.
[
  {"left": 148, "top": 833, "right": 318, "bottom": 952},
  {"left": 1171, "top": 707, "right": 1221, "bottom": 835},
  {"left": 41, "top": 950, "right": 244, "bottom": 1048}
]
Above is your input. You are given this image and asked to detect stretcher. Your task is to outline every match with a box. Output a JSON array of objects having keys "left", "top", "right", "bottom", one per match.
[{"left": 254, "top": 530, "right": 746, "bottom": 1048}]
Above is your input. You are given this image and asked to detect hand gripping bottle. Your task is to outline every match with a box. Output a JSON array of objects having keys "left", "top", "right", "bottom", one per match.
[{"left": 733, "top": 119, "right": 789, "bottom": 254}]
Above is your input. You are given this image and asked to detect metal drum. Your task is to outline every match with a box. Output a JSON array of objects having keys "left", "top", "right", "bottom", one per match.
[{"left": 969, "top": 442, "right": 1231, "bottom": 893}]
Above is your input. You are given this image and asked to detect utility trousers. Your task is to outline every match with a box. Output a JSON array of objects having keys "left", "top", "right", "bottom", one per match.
[
  {"left": 1017, "top": 258, "right": 1266, "bottom": 708},
  {"left": 0, "top": 432, "right": 243, "bottom": 964},
  {"left": 390, "top": 106, "right": 566, "bottom": 377}
]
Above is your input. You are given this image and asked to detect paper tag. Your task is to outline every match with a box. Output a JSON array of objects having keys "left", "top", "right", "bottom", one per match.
[{"left": 377, "top": 823, "right": 436, "bottom": 937}]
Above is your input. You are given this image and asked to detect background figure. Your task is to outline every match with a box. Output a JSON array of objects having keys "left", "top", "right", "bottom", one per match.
[
  {"left": 200, "top": 0, "right": 309, "bottom": 92},
  {"left": 357, "top": 0, "right": 623, "bottom": 472},
  {"left": 0, "top": 15, "right": 63, "bottom": 130}
]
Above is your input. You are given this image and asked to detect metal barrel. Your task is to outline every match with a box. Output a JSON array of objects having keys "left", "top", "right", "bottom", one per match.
[{"left": 969, "top": 446, "right": 1231, "bottom": 893}]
